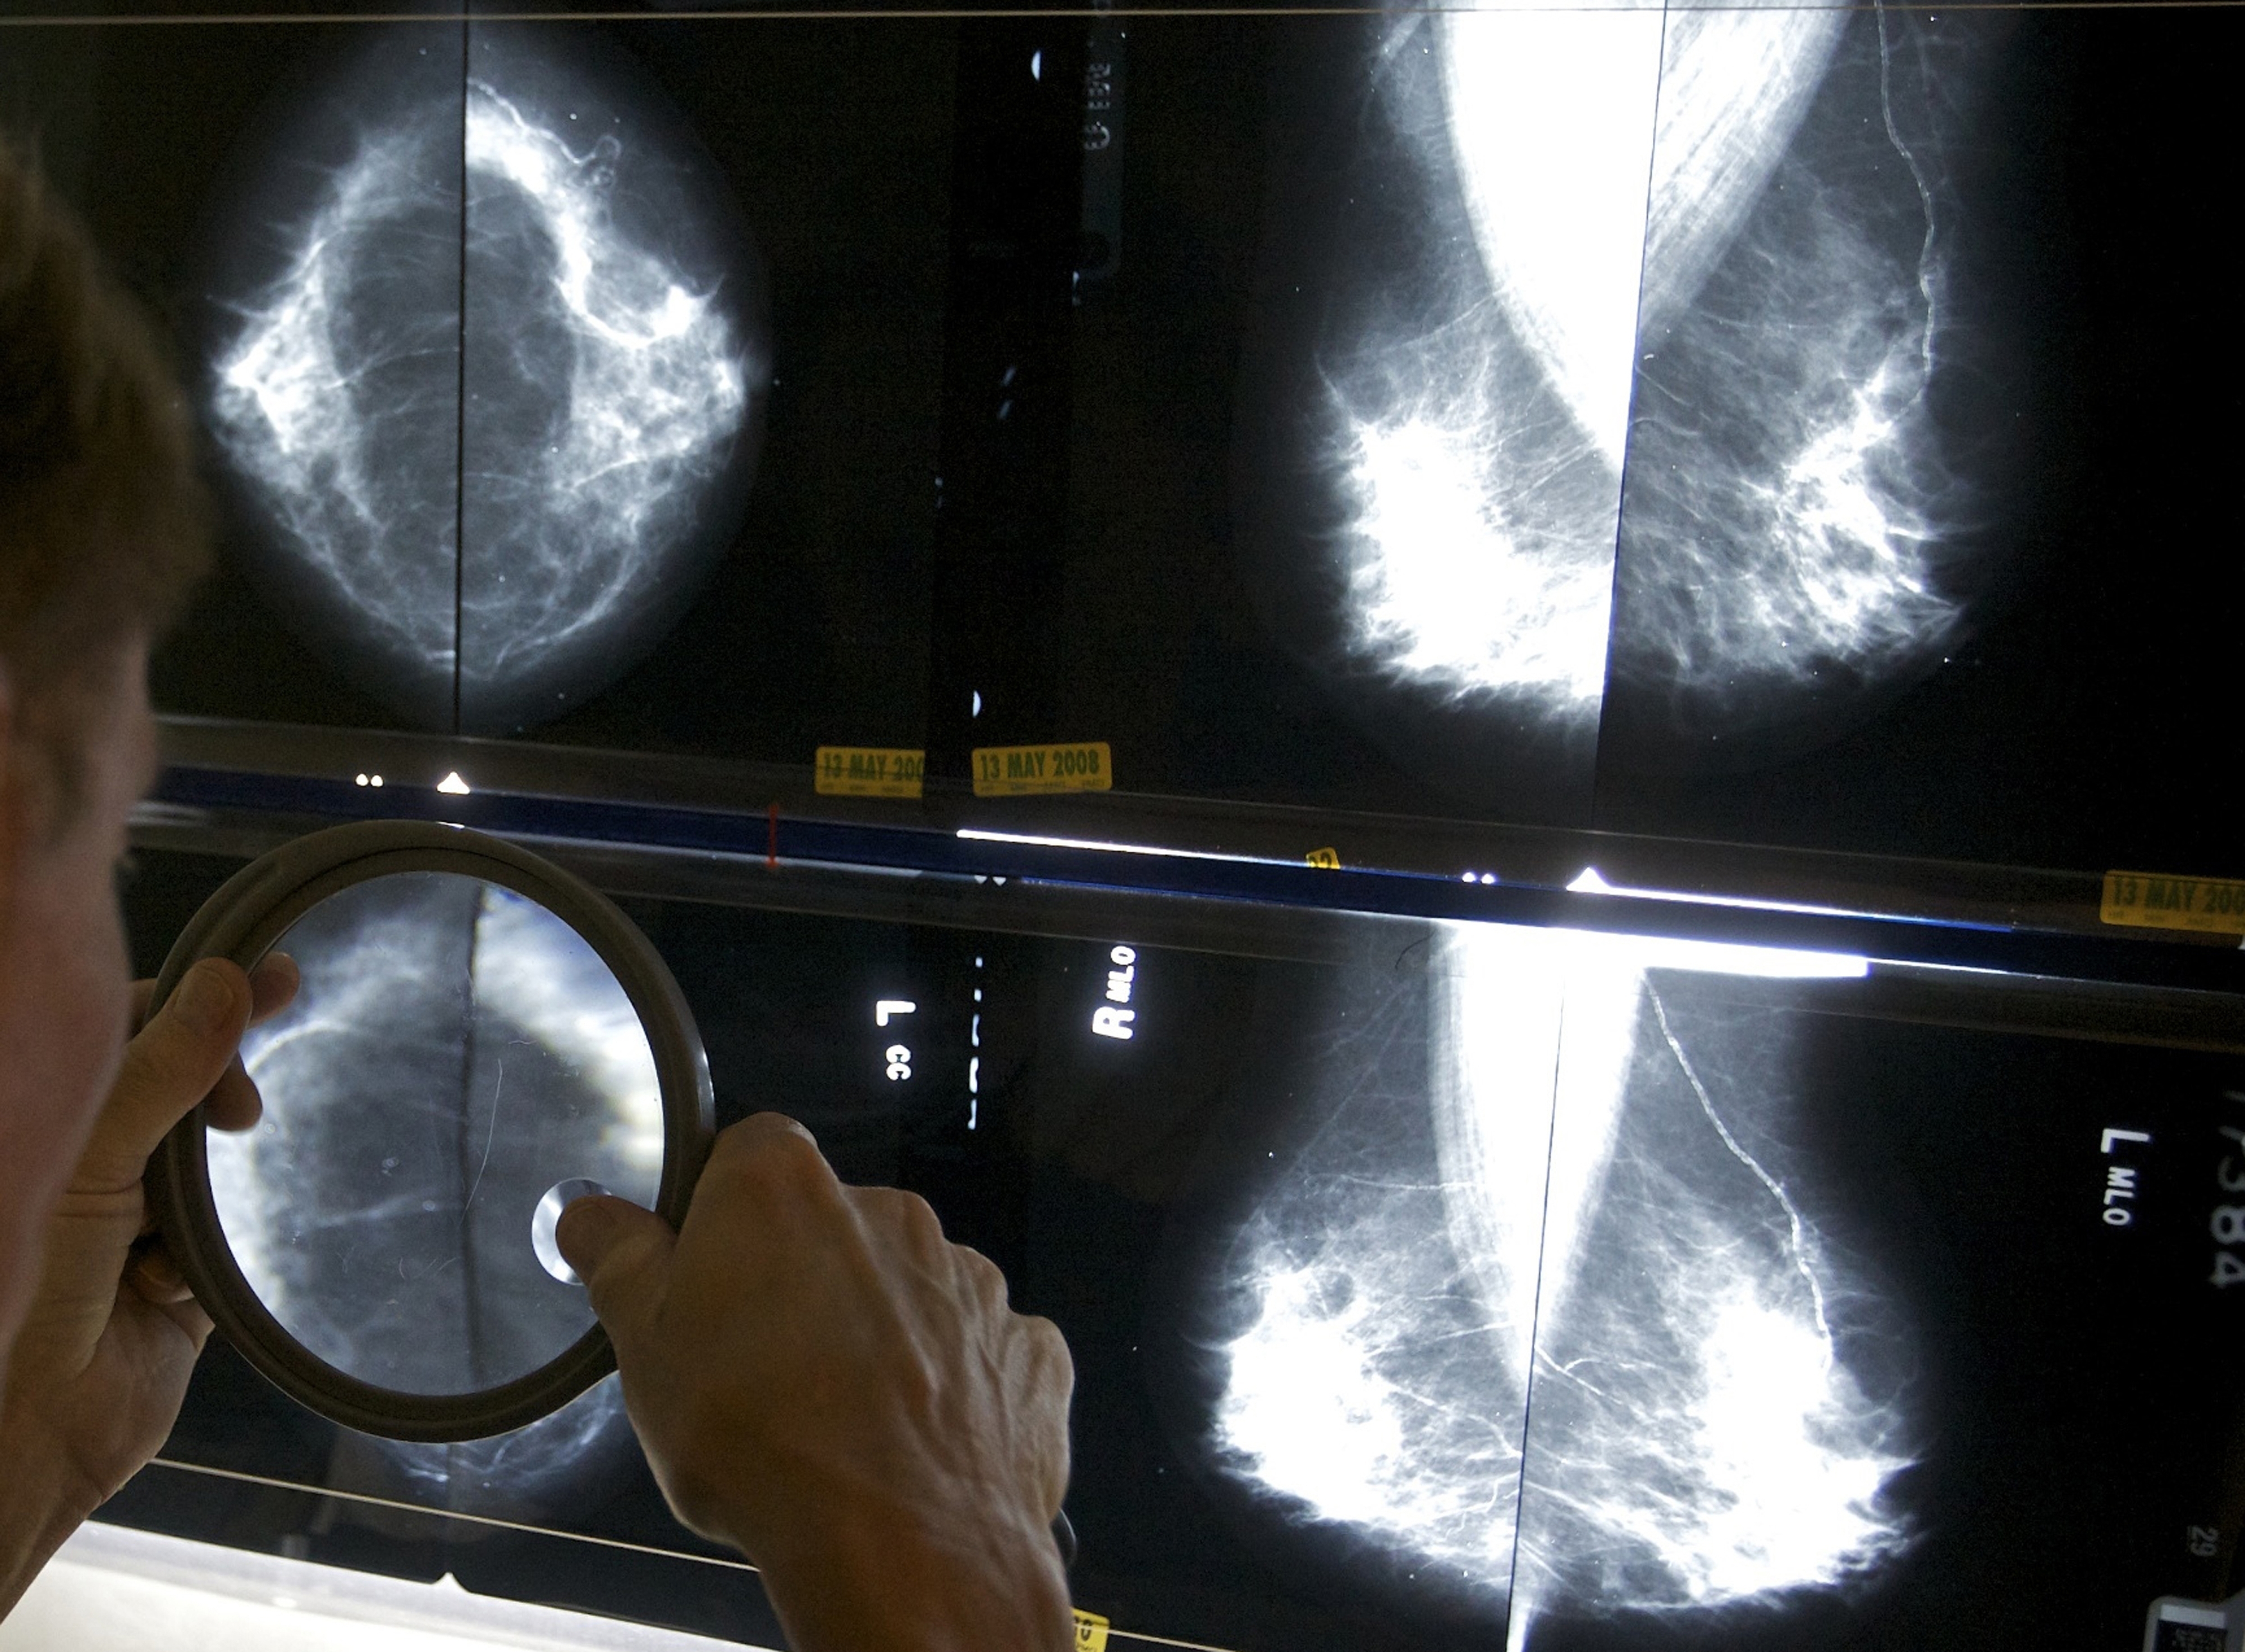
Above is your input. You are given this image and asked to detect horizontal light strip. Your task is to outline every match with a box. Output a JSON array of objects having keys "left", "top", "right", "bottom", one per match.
[
  {"left": 1575, "top": 929, "right": 1870, "bottom": 980},
  {"left": 956, "top": 828, "right": 1293, "bottom": 869},
  {"left": 1567, "top": 864, "right": 1875, "bottom": 923}
]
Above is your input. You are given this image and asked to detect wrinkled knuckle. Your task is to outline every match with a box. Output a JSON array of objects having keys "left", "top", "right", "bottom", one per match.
[
  {"left": 717, "top": 1119, "right": 826, "bottom": 1191},
  {"left": 856, "top": 1185, "right": 943, "bottom": 1249},
  {"left": 956, "top": 1243, "right": 1010, "bottom": 1307},
  {"left": 1020, "top": 1314, "right": 1075, "bottom": 1389},
  {"left": 887, "top": 1342, "right": 943, "bottom": 1425},
  {"left": 896, "top": 1190, "right": 946, "bottom": 1247},
  {"left": 115, "top": 1034, "right": 181, "bottom": 1094}
]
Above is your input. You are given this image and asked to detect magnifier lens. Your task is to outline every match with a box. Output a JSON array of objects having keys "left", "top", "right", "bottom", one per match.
[{"left": 210, "top": 870, "right": 664, "bottom": 1397}]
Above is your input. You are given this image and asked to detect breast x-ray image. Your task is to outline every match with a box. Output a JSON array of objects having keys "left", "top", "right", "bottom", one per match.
[
  {"left": 1151, "top": 920, "right": 2241, "bottom": 1650},
  {"left": 1238, "top": 1, "right": 1996, "bottom": 820},
  {"left": 212, "top": 869, "right": 665, "bottom": 1396},
  {"left": 1192, "top": 927, "right": 1910, "bottom": 1642},
  {"left": 199, "top": 24, "right": 768, "bottom": 735},
  {"left": 1600, "top": 7, "right": 1997, "bottom": 772},
  {"left": 201, "top": 866, "right": 665, "bottom": 1521}
]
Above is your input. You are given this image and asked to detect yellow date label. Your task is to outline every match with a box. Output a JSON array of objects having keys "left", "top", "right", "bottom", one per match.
[
  {"left": 814, "top": 746, "right": 925, "bottom": 799},
  {"left": 2101, "top": 870, "right": 2245, "bottom": 935},
  {"left": 1071, "top": 1609, "right": 1110, "bottom": 1651},
  {"left": 972, "top": 741, "right": 1112, "bottom": 797}
]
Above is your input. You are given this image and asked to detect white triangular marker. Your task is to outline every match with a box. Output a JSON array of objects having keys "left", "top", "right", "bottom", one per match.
[{"left": 436, "top": 772, "right": 471, "bottom": 796}]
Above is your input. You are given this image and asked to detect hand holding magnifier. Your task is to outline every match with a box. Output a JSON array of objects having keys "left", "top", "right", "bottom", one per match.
[{"left": 146, "top": 821, "right": 713, "bottom": 1442}]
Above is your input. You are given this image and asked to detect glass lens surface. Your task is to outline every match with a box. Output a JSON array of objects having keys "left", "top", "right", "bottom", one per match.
[{"left": 209, "top": 871, "right": 665, "bottom": 1395}]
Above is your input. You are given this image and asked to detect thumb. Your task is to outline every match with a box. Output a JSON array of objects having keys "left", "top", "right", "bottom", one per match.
[
  {"left": 75, "top": 958, "right": 251, "bottom": 1194},
  {"left": 557, "top": 1195, "right": 676, "bottom": 1351}
]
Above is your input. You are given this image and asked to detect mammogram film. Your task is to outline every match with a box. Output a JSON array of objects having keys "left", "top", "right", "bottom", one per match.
[
  {"left": 210, "top": 871, "right": 664, "bottom": 1396},
  {"left": 202, "top": 26, "right": 764, "bottom": 735},
  {"left": 1311, "top": 1, "right": 1976, "bottom": 781},
  {"left": 1176, "top": 920, "right": 2238, "bottom": 1648},
  {"left": 1205, "top": 926, "right": 1908, "bottom": 1639}
]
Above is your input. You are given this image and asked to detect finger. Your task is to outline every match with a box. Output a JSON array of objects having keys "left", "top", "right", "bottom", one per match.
[
  {"left": 853, "top": 1184, "right": 947, "bottom": 1259},
  {"left": 205, "top": 956, "right": 290, "bottom": 1132},
  {"left": 556, "top": 1195, "right": 677, "bottom": 1352},
  {"left": 151, "top": 1291, "right": 215, "bottom": 1348},
  {"left": 127, "top": 1242, "right": 194, "bottom": 1306},
  {"left": 129, "top": 955, "right": 290, "bottom": 1039},
  {"left": 75, "top": 959, "right": 251, "bottom": 1194},
  {"left": 203, "top": 1057, "right": 263, "bottom": 1133},
  {"left": 121, "top": 956, "right": 287, "bottom": 1100},
  {"left": 1019, "top": 1314, "right": 1075, "bottom": 1406},
  {"left": 1017, "top": 1314, "right": 1076, "bottom": 1516},
  {"left": 951, "top": 1241, "right": 1011, "bottom": 1313},
  {"left": 726, "top": 1110, "right": 819, "bottom": 1155},
  {"left": 702, "top": 1112, "right": 840, "bottom": 1216},
  {"left": 247, "top": 952, "right": 299, "bottom": 1024}
]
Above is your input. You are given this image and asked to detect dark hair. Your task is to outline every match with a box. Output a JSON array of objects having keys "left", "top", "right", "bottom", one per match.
[{"left": 1, "top": 135, "right": 209, "bottom": 717}]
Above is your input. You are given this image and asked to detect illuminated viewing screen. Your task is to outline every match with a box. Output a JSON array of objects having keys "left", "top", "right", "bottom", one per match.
[
  {"left": 119, "top": 848, "right": 2245, "bottom": 1652},
  {"left": 2, "top": 4, "right": 2238, "bottom": 877}
]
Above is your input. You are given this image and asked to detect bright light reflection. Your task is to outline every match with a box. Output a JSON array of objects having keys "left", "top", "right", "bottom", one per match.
[
  {"left": 1441, "top": 4, "right": 1666, "bottom": 470},
  {"left": 955, "top": 828, "right": 1287, "bottom": 866},
  {"left": 1569, "top": 865, "right": 1880, "bottom": 926}
]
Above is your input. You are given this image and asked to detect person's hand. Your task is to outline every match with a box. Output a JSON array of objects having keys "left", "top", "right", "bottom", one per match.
[
  {"left": 0, "top": 953, "right": 297, "bottom": 1616},
  {"left": 556, "top": 1113, "right": 1075, "bottom": 1652}
]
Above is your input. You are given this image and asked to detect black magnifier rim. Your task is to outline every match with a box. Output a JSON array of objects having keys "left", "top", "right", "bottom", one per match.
[{"left": 147, "top": 820, "right": 715, "bottom": 1443}]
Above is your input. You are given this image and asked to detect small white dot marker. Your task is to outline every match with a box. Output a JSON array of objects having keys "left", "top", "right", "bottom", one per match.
[{"left": 354, "top": 774, "right": 368, "bottom": 787}]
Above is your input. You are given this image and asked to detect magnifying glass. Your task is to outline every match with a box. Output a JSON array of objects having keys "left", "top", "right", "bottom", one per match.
[{"left": 146, "top": 821, "right": 714, "bottom": 1443}]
